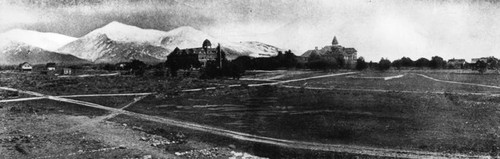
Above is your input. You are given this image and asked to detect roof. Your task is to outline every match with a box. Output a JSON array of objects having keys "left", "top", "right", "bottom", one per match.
[
  {"left": 46, "top": 63, "right": 56, "bottom": 67},
  {"left": 332, "top": 36, "right": 339, "bottom": 45},
  {"left": 344, "top": 48, "right": 357, "bottom": 54},
  {"left": 202, "top": 39, "right": 212, "bottom": 48},
  {"left": 448, "top": 59, "right": 465, "bottom": 62},
  {"left": 19, "top": 62, "right": 31, "bottom": 67}
]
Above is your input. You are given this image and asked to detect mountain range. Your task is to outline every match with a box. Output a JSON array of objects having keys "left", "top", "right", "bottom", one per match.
[{"left": 0, "top": 21, "right": 284, "bottom": 65}]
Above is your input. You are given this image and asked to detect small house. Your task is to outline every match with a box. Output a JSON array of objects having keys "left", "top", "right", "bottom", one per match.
[
  {"left": 471, "top": 58, "right": 488, "bottom": 64},
  {"left": 116, "top": 62, "right": 128, "bottom": 70},
  {"left": 447, "top": 58, "right": 466, "bottom": 69},
  {"left": 62, "top": 68, "right": 72, "bottom": 75},
  {"left": 19, "top": 62, "right": 32, "bottom": 71},
  {"left": 46, "top": 63, "right": 56, "bottom": 71}
]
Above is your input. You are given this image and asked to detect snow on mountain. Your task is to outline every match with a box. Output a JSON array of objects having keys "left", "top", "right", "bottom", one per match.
[
  {"left": 87, "top": 21, "right": 168, "bottom": 46},
  {"left": 57, "top": 33, "right": 165, "bottom": 64},
  {"left": 160, "top": 26, "right": 218, "bottom": 51},
  {"left": 0, "top": 41, "right": 88, "bottom": 65},
  {"left": 159, "top": 26, "right": 283, "bottom": 58},
  {"left": 55, "top": 21, "right": 285, "bottom": 64},
  {"left": 222, "top": 41, "right": 284, "bottom": 59},
  {"left": 0, "top": 29, "right": 77, "bottom": 51}
]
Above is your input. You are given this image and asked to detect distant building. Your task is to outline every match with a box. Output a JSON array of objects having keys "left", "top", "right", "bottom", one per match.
[
  {"left": 116, "top": 62, "right": 129, "bottom": 70},
  {"left": 62, "top": 68, "right": 72, "bottom": 75},
  {"left": 170, "top": 39, "right": 226, "bottom": 68},
  {"left": 447, "top": 58, "right": 466, "bottom": 69},
  {"left": 302, "top": 36, "right": 358, "bottom": 67},
  {"left": 471, "top": 58, "right": 488, "bottom": 64},
  {"left": 46, "top": 63, "right": 56, "bottom": 71},
  {"left": 19, "top": 62, "right": 32, "bottom": 71}
]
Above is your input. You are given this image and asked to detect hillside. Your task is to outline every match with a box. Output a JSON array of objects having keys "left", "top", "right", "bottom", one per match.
[
  {"left": 0, "top": 29, "right": 77, "bottom": 51},
  {"left": 0, "top": 42, "right": 88, "bottom": 65},
  {"left": 57, "top": 33, "right": 165, "bottom": 64}
]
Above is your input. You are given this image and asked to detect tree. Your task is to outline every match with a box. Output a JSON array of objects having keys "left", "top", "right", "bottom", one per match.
[
  {"left": 392, "top": 59, "right": 402, "bottom": 70},
  {"left": 233, "top": 56, "right": 253, "bottom": 70},
  {"left": 308, "top": 51, "right": 322, "bottom": 62},
  {"left": 283, "top": 50, "right": 298, "bottom": 68},
  {"left": 368, "top": 61, "right": 375, "bottom": 69},
  {"left": 378, "top": 58, "right": 391, "bottom": 71},
  {"left": 103, "top": 64, "right": 115, "bottom": 71},
  {"left": 401, "top": 57, "right": 414, "bottom": 67},
  {"left": 355, "top": 57, "right": 368, "bottom": 71},
  {"left": 476, "top": 60, "right": 488, "bottom": 74},
  {"left": 415, "top": 58, "right": 430, "bottom": 68},
  {"left": 126, "top": 60, "right": 147, "bottom": 76},
  {"left": 429, "top": 56, "right": 446, "bottom": 69},
  {"left": 487, "top": 57, "right": 499, "bottom": 70}
]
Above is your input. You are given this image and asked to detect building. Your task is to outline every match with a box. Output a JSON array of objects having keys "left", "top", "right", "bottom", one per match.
[
  {"left": 46, "top": 63, "right": 56, "bottom": 71},
  {"left": 302, "top": 36, "right": 358, "bottom": 67},
  {"left": 168, "top": 39, "right": 226, "bottom": 69},
  {"left": 471, "top": 57, "right": 488, "bottom": 64},
  {"left": 447, "top": 58, "right": 466, "bottom": 69},
  {"left": 19, "top": 62, "right": 32, "bottom": 71},
  {"left": 62, "top": 68, "right": 72, "bottom": 75}
]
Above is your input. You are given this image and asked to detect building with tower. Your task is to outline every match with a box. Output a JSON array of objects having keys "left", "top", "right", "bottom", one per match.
[
  {"left": 167, "top": 39, "right": 226, "bottom": 69},
  {"left": 301, "top": 36, "right": 358, "bottom": 68}
]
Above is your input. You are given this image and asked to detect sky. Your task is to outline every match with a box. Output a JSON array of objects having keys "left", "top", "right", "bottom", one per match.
[{"left": 1, "top": 0, "right": 500, "bottom": 62}]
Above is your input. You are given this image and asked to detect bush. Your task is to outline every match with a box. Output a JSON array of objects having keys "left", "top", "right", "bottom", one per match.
[
  {"left": 415, "top": 58, "right": 430, "bottom": 68},
  {"left": 306, "top": 59, "right": 339, "bottom": 70},
  {"left": 355, "top": 57, "right": 368, "bottom": 71},
  {"left": 429, "top": 56, "right": 446, "bottom": 69},
  {"left": 378, "top": 58, "right": 391, "bottom": 71}
]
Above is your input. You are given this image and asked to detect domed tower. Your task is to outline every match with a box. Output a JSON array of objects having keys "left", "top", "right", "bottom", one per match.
[{"left": 202, "top": 39, "right": 212, "bottom": 53}]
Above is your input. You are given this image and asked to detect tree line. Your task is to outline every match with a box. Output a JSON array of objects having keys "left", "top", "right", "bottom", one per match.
[{"left": 354, "top": 56, "right": 499, "bottom": 73}]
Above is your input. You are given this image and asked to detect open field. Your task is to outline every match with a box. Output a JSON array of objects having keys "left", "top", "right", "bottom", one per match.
[
  {"left": 2, "top": 70, "right": 500, "bottom": 158},
  {"left": 124, "top": 85, "right": 500, "bottom": 155},
  {"left": 0, "top": 72, "right": 269, "bottom": 95},
  {"left": 286, "top": 72, "right": 500, "bottom": 93},
  {"left": 421, "top": 72, "right": 500, "bottom": 87}
]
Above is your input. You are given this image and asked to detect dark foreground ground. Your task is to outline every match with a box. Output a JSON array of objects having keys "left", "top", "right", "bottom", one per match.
[{"left": 2, "top": 70, "right": 500, "bottom": 158}]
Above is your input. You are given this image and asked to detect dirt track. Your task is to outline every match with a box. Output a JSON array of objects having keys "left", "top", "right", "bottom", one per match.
[{"left": 417, "top": 74, "right": 500, "bottom": 89}]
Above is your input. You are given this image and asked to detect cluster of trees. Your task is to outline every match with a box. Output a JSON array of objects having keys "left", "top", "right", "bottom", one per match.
[
  {"left": 354, "top": 56, "right": 499, "bottom": 73},
  {"left": 232, "top": 50, "right": 299, "bottom": 70},
  {"left": 305, "top": 49, "right": 346, "bottom": 70}
]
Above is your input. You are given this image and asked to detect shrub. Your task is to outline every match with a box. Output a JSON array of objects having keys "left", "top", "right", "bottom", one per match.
[{"left": 378, "top": 58, "right": 391, "bottom": 71}]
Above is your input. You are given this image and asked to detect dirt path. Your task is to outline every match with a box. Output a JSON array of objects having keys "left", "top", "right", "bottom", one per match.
[
  {"left": 418, "top": 74, "right": 500, "bottom": 89},
  {"left": 281, "top": 85, "right": 500, "bottom": 96},
  {"left": 58, "top": 72, "right": 120, "bottom": 78},
  {"left": 0, "top": 97, "right": 47, "bottom": 103},
  {"left": 58, "top": 93, "right": 153, "bottom": 98},
  {"left": 182, "top": 72, "right": 358, "bottom": 92},
  {"left": 0, "top": 93, "right": 153, "bottom": 103},
  {"left": 0, "top": 86, "right": 492, "bottom": 158},
  {"left": 346, "top": 74, "right": 405, "bottom": 80}
]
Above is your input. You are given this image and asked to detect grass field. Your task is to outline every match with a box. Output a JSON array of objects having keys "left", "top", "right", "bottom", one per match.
[
  {"left": 122, "top": 83, "right": 500, "bottom": 155},
  {"left": 0, "top": 72, "right": 268, "bottom": 95},
  {"left": 7, "top": 99, "right": 110, "bottom": 117},
  {"left": 421, "top": 72, "right": 500, "bottom": 86},
  {"left": 3, "top": 70, "right": 500, "bottom": 158},
  {"left": 286, "top": 73, "right": 500, "bottom": 93}
]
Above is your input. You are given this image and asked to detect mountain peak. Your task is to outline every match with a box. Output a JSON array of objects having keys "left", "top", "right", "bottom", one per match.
[
  {"left": 0, "top": 29, "right": 77, "bottom": 51},
  {"left": 99, "top": 21, "right": 141, "bottom": 31},
  {"left": 168, "top": 26, "right": 203, "bottom": 35}
]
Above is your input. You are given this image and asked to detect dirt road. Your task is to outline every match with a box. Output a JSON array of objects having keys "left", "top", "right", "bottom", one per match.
[{"left": 418, "top": 74, "right": 500, "bottom": 89}]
